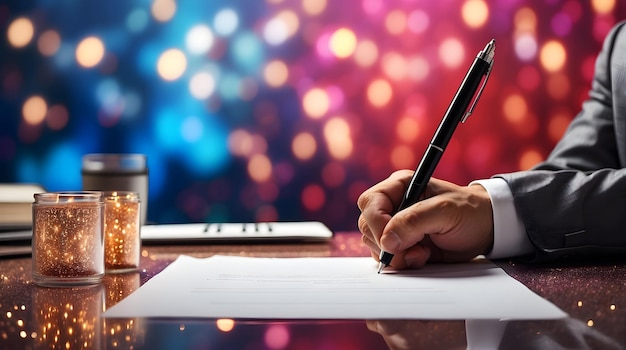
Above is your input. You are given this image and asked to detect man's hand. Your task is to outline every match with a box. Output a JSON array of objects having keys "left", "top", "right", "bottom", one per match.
[{"left": 357, "top": 170, "right": 494, "bottom": 269}]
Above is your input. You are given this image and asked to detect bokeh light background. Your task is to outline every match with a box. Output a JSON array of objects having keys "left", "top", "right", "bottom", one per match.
[{"left": 1, "top": 0, "right": 624, "bottom": 231}]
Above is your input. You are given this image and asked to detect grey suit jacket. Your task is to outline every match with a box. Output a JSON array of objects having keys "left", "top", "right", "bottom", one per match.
[{"left": 497, "top": 21, "right": 626, "bottom": 261}]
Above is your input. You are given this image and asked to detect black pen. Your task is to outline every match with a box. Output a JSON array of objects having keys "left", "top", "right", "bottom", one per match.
[{"left": 377, "top": 39, "right": 496, "bottom": 274}]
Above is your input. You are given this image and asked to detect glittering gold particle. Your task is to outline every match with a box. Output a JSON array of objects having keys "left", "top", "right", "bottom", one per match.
[
  {"left": 33, "top": 285, "right": 103, "bottom": 349},
  {"left": 32, "top": 198, "right": 104, "bottom": 284},
  {"left": 104, "top": 192, "right": 141, "bottom": 272}
]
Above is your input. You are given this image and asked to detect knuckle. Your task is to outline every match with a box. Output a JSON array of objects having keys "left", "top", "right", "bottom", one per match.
[
  {"left": 356, "top": 191, "right": 371, "bottom": 211},
  {"left": 357, "top": 215, "right": 369, "bottom": 235}
]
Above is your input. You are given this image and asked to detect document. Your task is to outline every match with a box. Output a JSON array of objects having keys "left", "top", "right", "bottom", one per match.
[{"left": 103, "top": 255, "right": 567, "bottom": 320}]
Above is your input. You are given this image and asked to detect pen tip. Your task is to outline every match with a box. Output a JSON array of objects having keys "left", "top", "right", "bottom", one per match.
[{"left": 377, "top": 263, "right": 385, "bottom": 274}]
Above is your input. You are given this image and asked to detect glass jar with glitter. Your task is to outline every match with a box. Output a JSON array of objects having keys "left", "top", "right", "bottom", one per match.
[
  {"left": 32, "top": 191, "right": 105, "bottom": 286},
  {"left": 103, "top": 191, "right": 141, "bottom": 273}
]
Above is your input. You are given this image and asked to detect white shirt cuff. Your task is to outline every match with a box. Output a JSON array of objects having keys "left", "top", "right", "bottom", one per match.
[{"left": 470, "top": 178, "right": 534, "bottom": 259}]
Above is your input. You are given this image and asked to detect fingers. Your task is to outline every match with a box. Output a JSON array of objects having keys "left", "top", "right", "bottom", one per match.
[
  {"left": 358, "top": 174, "right": 494, "bottom": 268},
  {"left": 357, "top": 170, "right": 414, "bottom": 244},
  {"left": 379, "top": 198, "right": 447, "bottom": 254},
  {"left": 380, "top": 179, "right": 494, "bottom": 262},
  {"left": 361, "top": 232, "right": 381, "bottom": 257}
]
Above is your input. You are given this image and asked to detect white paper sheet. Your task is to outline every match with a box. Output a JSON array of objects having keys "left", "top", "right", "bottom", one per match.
[{"left": 103, "top": 255, "right": 567, "bottom": 320}]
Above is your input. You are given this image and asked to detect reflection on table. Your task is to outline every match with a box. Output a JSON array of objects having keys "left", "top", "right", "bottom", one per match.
[{"left": 1, "top": 232, "right": 626, "bottom": 349}]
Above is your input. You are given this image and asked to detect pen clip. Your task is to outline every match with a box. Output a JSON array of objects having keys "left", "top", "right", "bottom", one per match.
[{"left": 461, "top": 62, "right": 493, "bottom": 123}]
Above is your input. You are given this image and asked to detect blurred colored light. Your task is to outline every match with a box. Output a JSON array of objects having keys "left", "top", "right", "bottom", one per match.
[
  {"left": 302, "top": 0, "right": 327, "bottom": 16},
  {"left": 277, "top": 10, "right": 299, "bottom": 38},
  {"left": 439, "top": 38, "right": 465, "bottom": 69},
  {"left": 301, "top": 184, "right": 325, "bottom": 211},
  {"left": 265, "top": 324, "right": 289, "bottom": 349},
  {"left": 591, "top": 0, "right": 616, "bottom": 14},
  {"left": 581, "top": 56, "right": 596, "bottom": 82},
  {"left": 546, "top": 73, "right": 570, "bottom": 99},
  {"left": 539, "top": 40, "right": 566, "bottom": 72},
  {"left": 214, "top": 9, "right": 239, "bottom": 36},
  {"left": 186, "top": 25, "right": 214, "bottom": 55},
  {"left": 76, "top": 36, "right": 105, "bottom": 68},
  {"left": 503, "top": 94, "right": 528, "bottom": 124},
  {"left": 519, "top": 148, "right": 543, "bottom": 170},
  {"left": 182, "top": 119, "right": 230, "bottom": 176},
  {"left": 325, "top": 85, "right": 344, "bottom": 110},
  {"left": 22, "top": 95, "right": 47, "bottom": 126},
  {"left": 7, "top": 17, "right": 34, "bottom": 48},
  {"left": 324, "top": 117, "right": 352, "bottom": 160},
  {"left": 315, "top": 32, "right": 333, "bottom": 59},
  {"left": 407, "top": 10, "right": 429, "bottom": 34},
  {"left": 37, "top": 30, "right": 61, "bottom": 57},
  {"left": 122, "top": 92, "right": 142, "bottom": 117},
  {"left": 54, "top": 43, "right": 76, "bottom": 68},
  {"left": 151, "top": 0, "right": 176, "bottom": 22},
  {"left": 329, "top": 28, "right": 357, "bottom": 59},
  {"left": 157, "top": 48, "right": 187, "bottom": 81},
  {"left": 264, "top": 17, "right": 289, "bottom": 45},
  {"left": 461, "top": 0, "right": 489, "bottom": 29},
  {"left": 514, "top": 7, "right": 537, "bottom": 33},
  {"left": 232, "top": 32, "right": 264, "bottom": 72},
  {"left": 248, "top": 154, "right": 272, "bottom": 182},
  {"left": 382, "top": 52, "right": 408, "bottom": 81},
  {"left": 216, "top": 319, "right": 235, "bottom": 332},
  {"left": 514, "top": 34, "right": 537, "bottom": 61},
  {"left": 189, "top": 72, "right": 216, "bottom": 99},
  {"left": 252, "top": 135, "right": 269, "bottom": 155},
  {"left": 239, "top": 77, "right": 258, "bottom": 101},
  {"left": 321, "top": 162, "right": 345, "bottom": 187},
  {"left": 367, "top": 79, "right": 392, "bottom": 108},
  {"left": 551, "top": 12, "right": 572, "bottom": 36},
  {"left": 302, "top": 88, "right": 330, "bottom": 119},
  {"left": 517, "top": 65, "right": 540, "bottom": 91},
  {"left": 390, "top": 145, "right": 415, "bottom": 170},
  {"left": 219, "top": 73, "right": 241, "bottom": 100},
  {"left": 396, "top": 116, "right": 420, "bottom": 142},
  {"left": 256, "top": 204, "right": 278, "bottom": 222},
  {"left": 96, "top": 78, "right": 120, "bottom": 105},
  {"left": 548, "top": 111, "right": 572, "bottom": 143},
  {"left": 593, "top": 17, "right": 614, "bottom": 43},
  {"left": 127, "top": 8, "right": 149, "bottom": 33},
  {"left": 258, "top": 181, "right": 279, "bottom": 202},
  {"left": 263, "top": 10, "right": 301, "bottom": 46},
  {"left": 292, "top": 132, "right": 317, "bottom": 160},
  {"left": 46, "top": 105, "right": 69, "bottom": 131},
  {"left": 354, "top": 40, "right": 378, "bottom": 67},
  {"left": 562, "top": 0, "right": 583, "bottom": 21},
  {"left": 264, "top": 60, "right": 289, "bottom": 88},
  {"left": 385, "top": 10, "right": 407, "bottom": 35},
  {"left": 407, "top": 56, "right": 429, "bottom": 81},
  {"left": 181, "top": 116, "right": 203, "bottom": 142},
  {"left": 228, "top": 129, "right": 254, "bottom": 156},
  {"left": 41, "top": 143, "right": 82, "bottom": 190},
  {"left": 154, "top": 108, "right": 183, "bottom": 149},
  {"left": 362, "top": 0, "right": 383, "bottom": 16}
]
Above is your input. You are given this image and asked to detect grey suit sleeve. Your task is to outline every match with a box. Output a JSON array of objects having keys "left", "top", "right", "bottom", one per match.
[{"left": 496, "top": 21, "right": 626, "bottom": 261}]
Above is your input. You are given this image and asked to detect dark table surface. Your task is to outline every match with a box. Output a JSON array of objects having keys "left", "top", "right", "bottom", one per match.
[{"left": 1, "top": 232, "right": 626, "bottom": 349}]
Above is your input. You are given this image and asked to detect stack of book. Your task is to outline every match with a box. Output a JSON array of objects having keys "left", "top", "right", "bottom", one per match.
[{"left": 0, "top": 183, "right": 45, "bottom": 230}]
